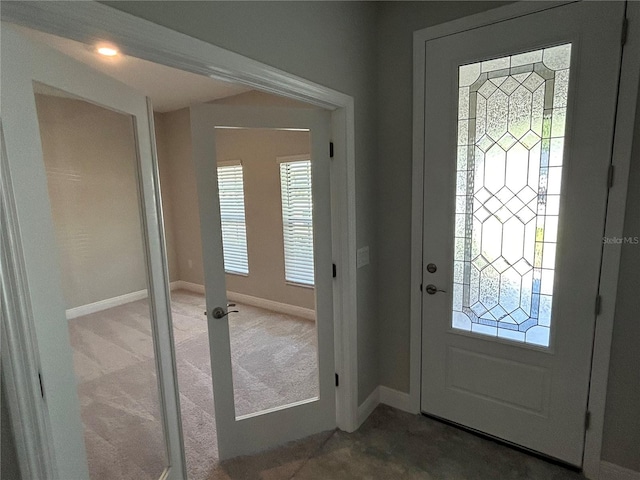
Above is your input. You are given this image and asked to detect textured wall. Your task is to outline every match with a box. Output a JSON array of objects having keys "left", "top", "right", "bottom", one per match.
[{"left": 36, "top": 94, "right": 148, "bottom": 309}]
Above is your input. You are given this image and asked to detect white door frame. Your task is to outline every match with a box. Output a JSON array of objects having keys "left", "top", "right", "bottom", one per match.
[
  {"left": 191, "top": 105, "right": 335, "bottom": 458},
  {"left": 1, "top": 1, "right": 359, "bottom": 477},
  {"left": 2, "top": 23, "right": 188, "bottom": 479},
  {"left": 410, "top": 2, "right": 640, "bottom": 479},
  {"left": 1, "top": 123, "right": 58, "bottom": 480}
]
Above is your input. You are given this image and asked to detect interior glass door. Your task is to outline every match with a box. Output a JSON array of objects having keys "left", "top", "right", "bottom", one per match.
[
  {"left": 216, "top": 143, "right": 320, "bottom": 421},
  {"left": 190, "top": 104, "right": 335, "bottom": 459},
  {"left": 1, "top": 24, "right": 185, "bottom": 479},
  {"left": 34, "top": 84, "right": 170, "bottom": 480}
]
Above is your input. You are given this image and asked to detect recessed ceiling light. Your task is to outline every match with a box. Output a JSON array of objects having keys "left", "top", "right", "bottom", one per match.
[{"left": 96, "top": 45, "right": 119, "bottom": 57}]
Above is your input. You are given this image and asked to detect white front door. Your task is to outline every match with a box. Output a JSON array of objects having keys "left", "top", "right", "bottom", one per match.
[
  {"left": 190, "top": 104, "right": 335, "bottom": 459},
  {"left": 420, "top": 2, "right": 624, "bottom": 465},
  {"left": 1, "top": 25, "right": 186, "bottom": 479}
]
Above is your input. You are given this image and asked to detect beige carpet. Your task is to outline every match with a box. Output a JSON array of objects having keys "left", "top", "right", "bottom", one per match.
[{"left": 68, "top": 289, "right": 319, "bottom": 480}]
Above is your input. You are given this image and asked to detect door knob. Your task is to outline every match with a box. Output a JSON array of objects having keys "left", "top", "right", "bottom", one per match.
[
  {"left": 209, "top": 306, "right": 239, "bottom": 319},
  {"left": 425, "top": 284, "right": 446, "bottom": 295}
]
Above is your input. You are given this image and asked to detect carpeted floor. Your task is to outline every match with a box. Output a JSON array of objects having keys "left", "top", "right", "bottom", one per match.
[
  {"left": 69, "top": 289, "right": 319, "bottom": 480},
  {"left": 68, "top": 289, "right": 580, "bottom": 480}
]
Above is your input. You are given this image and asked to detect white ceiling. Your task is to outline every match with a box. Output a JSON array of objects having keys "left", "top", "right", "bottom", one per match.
[{"left": 17, "top": 26, "right": 252, "bottom": 112}]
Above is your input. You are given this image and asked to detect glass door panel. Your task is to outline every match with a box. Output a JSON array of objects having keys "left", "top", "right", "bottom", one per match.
[
  {"left": 34, "top": 85, "right": 169, "bottom": 479},
  {"left": 452, "top": 45, "right": 572, "bottom": 347},
  {"left": 213, "top": 128, "right": 321, "bottom": 420},
  {"left": 191, "top": 105, "right": 334, "bottom": 459}
]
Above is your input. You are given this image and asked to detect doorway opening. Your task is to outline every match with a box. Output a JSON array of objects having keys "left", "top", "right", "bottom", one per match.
[{"left": 15, "top": 24, "right": 334, "bottom": 480}]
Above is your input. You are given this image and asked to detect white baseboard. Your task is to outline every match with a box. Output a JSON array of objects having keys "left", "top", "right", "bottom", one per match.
[
  {"left": 66, "top": 281, "right": 316, "bottom": 321},
  {"left": 170, "top": 280, "right": 205, "bottom": 294},
  {"left": 355, "top": 391, "right": 640, "bottom": 480},
  {"left": 600, "top": 462, "right": 640, "bottom": 480},
  {"left": 65, "top": 289, "right": 148, "bottom": 319},
  {"left": 379, "top": 386, "right": 418, "bottom": 414},
  {"left": 357, "top": 386, "right": 380, "bottom": 427},
  {"left": 357, "top": 385, "right": 419, "bottom": 428},
  {"left": 170, "top": 282, "right": 316, "bottom": 320},
  {"left": 67, "top": 279, "right": 192, "bottom": 319},
  {"left": 226, "top": 291, "right": 316, "bottom": 321}
]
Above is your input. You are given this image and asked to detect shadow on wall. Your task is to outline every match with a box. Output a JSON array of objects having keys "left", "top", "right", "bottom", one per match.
[{"left": 36, "top": 93, "right": 148, "bottom": 311}]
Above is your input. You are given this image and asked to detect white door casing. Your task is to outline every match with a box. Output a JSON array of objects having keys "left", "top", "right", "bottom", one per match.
[
  {"left": 1, "top": 24, "right": 186, "bottom": 479},
  {"left": 190, "top": 104, "right": 335, "bottom": 459},
  {"left": 419, "top": 2, "right": 624, "bottom": 466}
]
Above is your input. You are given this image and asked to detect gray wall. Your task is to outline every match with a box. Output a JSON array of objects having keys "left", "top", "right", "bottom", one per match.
[
  {"left": 375, "top": 1, "right": 511, "bottom": 393},
  {"left": 601, "top": 74, "right": 640, "bottom": 472},
  {"left": 154, "top": 112, "right": 180, "bottom": 283},
  {"left": 155, "top": 109, "right": 196, "bottom": 284},
  {"left": 105, "top": 0, "right": 381, "bottom": 403}
]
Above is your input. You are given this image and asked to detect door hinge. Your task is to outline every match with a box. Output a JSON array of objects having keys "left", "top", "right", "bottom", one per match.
[
  {"left": 595, "top": 295, "right": 602, "bottom": 316},
  {"left": 335, "top": 373, "right": 339, "bottom": 387},
  {"left": 622, "top": 17, "right": 628, "bottom": 46},
  {"left": 329, "top": 142, "right": 334, "bottom": 158},
  {"left": 607, "top": 164, "right": 615, "bottom": 189},
  {"left": 585, "top": 411, "right": 591, "bottom": 430},
  {"left": 38, "top": 372, "right": 44, "bottom": 398},
  {"left": 420, "top": 283, "right": 423, "bottom": 292},
  {"left": 332, "top": 263, "right": 337, "bottom": 278}
]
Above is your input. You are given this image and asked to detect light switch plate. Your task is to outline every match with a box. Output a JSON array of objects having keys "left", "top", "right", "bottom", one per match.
[{"left": 357, "top": 246, "right": 370, "bottom": 268}]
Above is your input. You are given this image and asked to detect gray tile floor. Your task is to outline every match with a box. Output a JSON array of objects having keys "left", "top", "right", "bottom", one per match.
[{"left": 215, "top": 405, "right": 584, "bottom": 480}]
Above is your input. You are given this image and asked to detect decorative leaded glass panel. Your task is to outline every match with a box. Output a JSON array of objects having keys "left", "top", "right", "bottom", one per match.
[{"left": 452, "top": 44, "right": 571, "bottom": 347}]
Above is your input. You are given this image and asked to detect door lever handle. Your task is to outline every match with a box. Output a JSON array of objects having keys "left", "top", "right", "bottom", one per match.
[
  {"left": 205, "top": 307, "right": 239, "bottom": 319},
  {"left": 425, "top": 284, "right": 446, "bottom": 295}
]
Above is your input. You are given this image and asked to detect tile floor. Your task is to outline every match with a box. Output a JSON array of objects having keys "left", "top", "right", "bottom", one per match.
[{"left": 214, "top": 405, "right": 584, "bottom": 480}]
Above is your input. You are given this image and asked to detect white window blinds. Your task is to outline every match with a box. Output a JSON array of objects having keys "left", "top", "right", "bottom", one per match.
[
  {"left": 217, "top": 163, "right": 249, "bottom": 275},
  {"left": 279, "top": 158, "right": 314, "bottom": 286}
]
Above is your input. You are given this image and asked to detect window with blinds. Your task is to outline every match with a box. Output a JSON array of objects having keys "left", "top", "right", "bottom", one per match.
[
  {"left": 217, "top": 162, "right": 249, "bottom": 275},
  {"left": 279, "top": 158, "right": 314, "bottom": 286}
]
